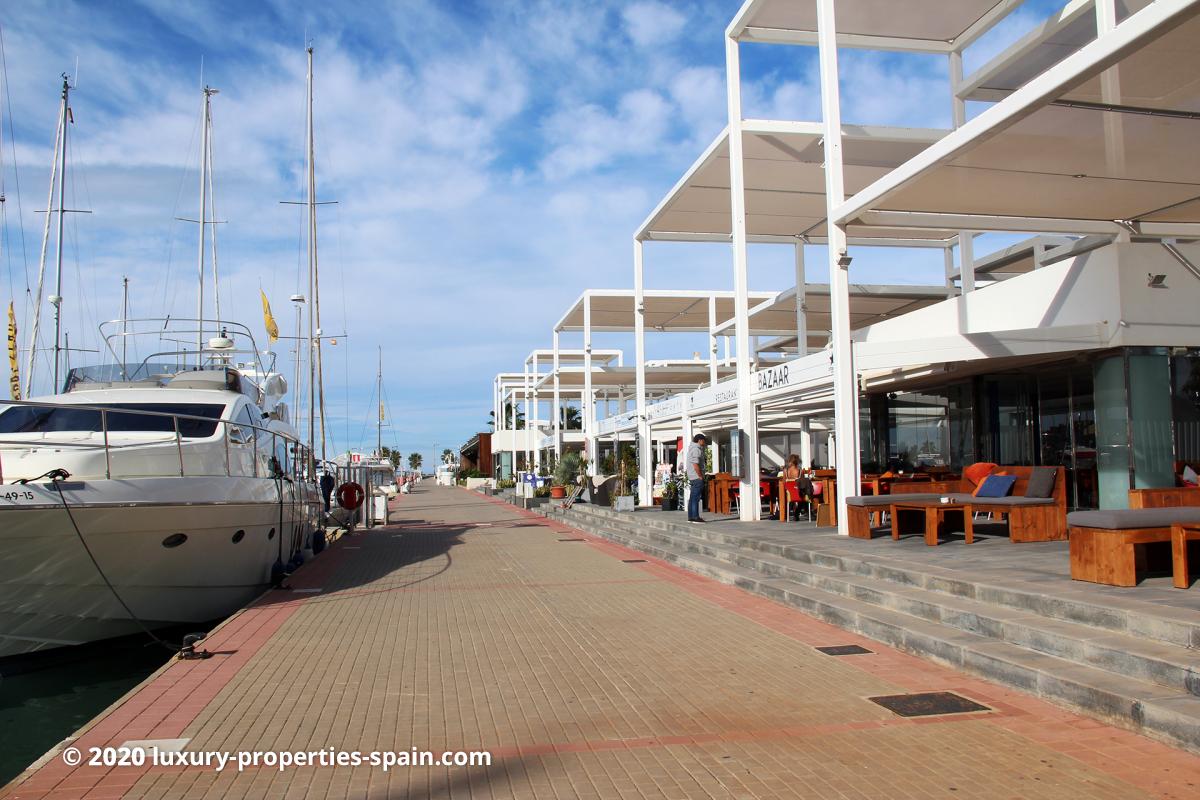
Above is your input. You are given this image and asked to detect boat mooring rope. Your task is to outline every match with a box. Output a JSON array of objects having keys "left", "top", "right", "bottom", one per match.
[{"left": 42, "top": 469, "right": 183, "bottom": 655}]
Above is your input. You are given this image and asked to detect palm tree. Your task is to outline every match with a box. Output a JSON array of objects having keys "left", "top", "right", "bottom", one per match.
[
  {"left": 441, "top": 448, "right": 453, "bottom": 464},
  {"left": 408, "top": 452, "right": 423, "bottom": 471},
  {"left": 488, "top": 401, "right": 524, "bottom": 430},
  {"left": 559, "top": 405, "right": 582, "bottom": 430}
]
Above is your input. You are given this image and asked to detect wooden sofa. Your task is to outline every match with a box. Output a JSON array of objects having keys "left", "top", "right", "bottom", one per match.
[
  {"left": 1068, "top": 490, "right": 1200, "bottom": 587},
  {"left": 846, "top": 465, "right": 1067, "bottom": 542},
  {"left": 1128, "top": 486, "right": 1200, "bottom": 508}
]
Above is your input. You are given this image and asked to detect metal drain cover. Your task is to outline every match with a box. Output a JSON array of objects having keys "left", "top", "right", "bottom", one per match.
[
  {"left": 622, "top": 559, "right": 647, "bottom": 563},
  {"left": 816, "top": 645, "right": 872, "bottom": 656},
  {"left": 868, "top": 692, "right": 990, "bottom": 717},
  {"left": 557, "top": 538, "right": 585, "bottom": 542}
]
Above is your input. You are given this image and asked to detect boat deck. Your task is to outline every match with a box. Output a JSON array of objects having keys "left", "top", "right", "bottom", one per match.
[{"left": 4, "top": 485, "right": 1197, "bottom": 800}]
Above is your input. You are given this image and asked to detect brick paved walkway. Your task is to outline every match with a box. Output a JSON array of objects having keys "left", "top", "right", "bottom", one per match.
[{"left": 4, "top": 485, "right": 1198, "bottom": 799}]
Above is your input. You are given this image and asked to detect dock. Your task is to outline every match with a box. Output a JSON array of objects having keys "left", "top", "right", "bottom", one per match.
[{"left": 4, "top": 485, "right": 1198, "bottom": 799}]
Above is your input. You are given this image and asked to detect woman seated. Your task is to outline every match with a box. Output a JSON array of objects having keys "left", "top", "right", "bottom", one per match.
[{"left": 782, "top": 454, "right": 814, "bottom": 520}]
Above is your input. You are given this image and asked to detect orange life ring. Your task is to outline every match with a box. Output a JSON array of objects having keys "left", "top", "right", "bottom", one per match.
[{"left": 336, "top": 482, "right": 365, "bottom": 510}]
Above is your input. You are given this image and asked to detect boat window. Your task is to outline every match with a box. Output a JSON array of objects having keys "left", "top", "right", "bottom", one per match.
[{"left": 0, "top": 403, "right": 225, "bottom": 437}]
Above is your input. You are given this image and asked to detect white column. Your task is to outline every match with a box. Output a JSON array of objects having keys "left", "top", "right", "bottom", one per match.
[
  {"left": 552, "top": 330, "right": 561, "bottom": 459},
  {"left": 634, "top": 239, "right": 652, "bottom": 506},
  {"left": 949, "top": 50, "right": 966, "bottom": 128},
  {"left": 800, "top": 418, "right": 813, "bottom": 469},
  {"left": 681, "top": 411, "right": 694, "bottom": 510},
  {"left": 583, "top": 295, "right": 596, "bottom": 475},
  {"left": 1096, "top": 0, "right": 1126, "bottom": 175},
  {"left": 943, "top": 246, "right": 957, "bottom": 297},
  {"left": 795, "top": 241, "right": 808, "bottom": 356},
  {"left": 708, "top": 295, "right": 719, "bottom": 385},
  {"left": 523, "top": 360, "right": 531, "bottom": 474},
  {"left": 725, "top": 34, "right": 759, "bottom": 521},
  {"left": 508, "top": 384, "right": 517, "bottom": 480},
  {"left": 817, "top": 0, "right": 860, "bottom": 535},
  {"left": 949, "top": 50, "right": 977, "bottom": 298},
  {"left": 959, "top": 233, "right": 976, "bottom": 294},
  {"left": 532, "top": 353, "right": 541, "bottom": 472}
]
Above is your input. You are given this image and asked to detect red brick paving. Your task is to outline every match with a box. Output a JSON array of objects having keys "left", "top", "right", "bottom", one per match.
[{"left": 3, "top": 486, "right": 1198, "bottom": 799}]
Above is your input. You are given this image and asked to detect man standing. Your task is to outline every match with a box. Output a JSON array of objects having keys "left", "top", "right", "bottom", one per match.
[{"left": 685, "top": 433, "right": 707, "bottom": 523}]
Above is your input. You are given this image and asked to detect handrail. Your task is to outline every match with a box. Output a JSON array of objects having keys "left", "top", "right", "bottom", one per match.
[
  {"left": 101, "top": 409, "right": 111, "bottom": 479},
  {"left": 0, "top": 397, "right": 309, "bottom": 483}
]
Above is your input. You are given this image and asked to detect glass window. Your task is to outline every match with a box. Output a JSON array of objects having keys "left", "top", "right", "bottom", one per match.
[
  {"left": 1171, "top": 349, "right": 1200, "bottom": 462},
  {"left": 979, "top": 376, "right": 1035, "bottom": 466},
  {"left": 0, "top": 403, "right": 225, "bottom": 438}
]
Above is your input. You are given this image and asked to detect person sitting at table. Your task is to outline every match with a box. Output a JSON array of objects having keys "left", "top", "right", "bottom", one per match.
[{"left": 783, "top": 454, "right": 814, "bottom": 520}]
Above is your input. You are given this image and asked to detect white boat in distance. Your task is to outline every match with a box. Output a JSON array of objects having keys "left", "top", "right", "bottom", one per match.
[{"left": 0, "top": 319, "right": 322, "bottom": 658}]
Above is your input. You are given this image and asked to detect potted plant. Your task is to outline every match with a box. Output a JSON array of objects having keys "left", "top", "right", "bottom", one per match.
[
  {"left": 551, "top": 452, "right": 580, "bottom": 499},
  {"left": 661, "top": 472, "right": 686, "bottom": 511},
  {"left": 612, "top": 444, "right": 639, "bottom": 512}
]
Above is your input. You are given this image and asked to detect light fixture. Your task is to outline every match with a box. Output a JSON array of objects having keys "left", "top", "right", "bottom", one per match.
[
  {"left": 1147, "top": 273, "right": 1168, "bottom": 288},
  {"left": 837, "top": 253, "right": 853, "bottom": 269}
]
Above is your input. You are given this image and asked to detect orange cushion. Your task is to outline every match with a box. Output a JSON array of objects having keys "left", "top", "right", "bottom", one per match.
[
  {"left": 963, "top": 462, "right": 998, "bottom": 487},
  {"left": 973, "top": 470, "right": 1008, "bottom": 497}
]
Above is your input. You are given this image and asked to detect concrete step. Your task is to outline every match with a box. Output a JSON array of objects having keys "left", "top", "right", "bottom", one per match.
[
  {"left": 543, "top": 505, "right": 1200, "bottom": 754},
  {"left": 562, "top": 509, "right": 1200, "bottom": 698},
  {"left": 555, "top": 504, "right": 1200, "bottom": 650}
]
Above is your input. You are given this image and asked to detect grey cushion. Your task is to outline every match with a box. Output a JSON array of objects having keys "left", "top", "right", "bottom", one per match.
[
  {"left": 1024, "top": 466, "right": 1057, "bottom": 499},
  {"left": 1067, "top": 507, "right": 1200, "bottom": 530},
  {"left": 846, "top": 493, "right": 941, "bottom": 507},
  {"left": 967, "top": 495, "right": 1056, "bottom": 507}
]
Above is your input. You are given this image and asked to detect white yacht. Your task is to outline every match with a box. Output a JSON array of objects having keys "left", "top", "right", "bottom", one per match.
[{"left": 0, "top": 321, "right": 322, "bottom": 658}]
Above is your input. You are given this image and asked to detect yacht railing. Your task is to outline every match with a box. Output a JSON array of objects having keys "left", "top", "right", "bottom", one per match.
[{"left": 0, "top": 398, "right": 314, "bottom": 484}]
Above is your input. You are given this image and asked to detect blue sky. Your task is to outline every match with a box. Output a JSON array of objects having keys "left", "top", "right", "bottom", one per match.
[{"left": 0, "top": 0, "right": 1060, "bottom": 466}]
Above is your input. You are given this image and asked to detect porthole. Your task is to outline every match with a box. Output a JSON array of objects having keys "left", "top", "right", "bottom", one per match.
[
  {"left": 231, "top": 530, "right": 245, "bottom": 543},
  {"left": 268, "top": 528, "right": 276, "bottom": 540},
  {"left": 162, "top": 533, "right": 187, "bottom": 548}
]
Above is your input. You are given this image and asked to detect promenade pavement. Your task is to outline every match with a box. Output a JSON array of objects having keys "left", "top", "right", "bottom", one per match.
[{"left": 4, "top": 485, "right": 1197, "bottom": 799}]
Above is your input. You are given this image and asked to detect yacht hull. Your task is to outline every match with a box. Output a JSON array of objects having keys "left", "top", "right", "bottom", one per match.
[{"left": 0, "top": 476, "right": 321, "bottom": 659}]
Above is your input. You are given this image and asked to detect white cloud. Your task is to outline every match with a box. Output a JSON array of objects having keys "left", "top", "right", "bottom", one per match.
[
  {"left": 539, "top": 88, "right": 672, "bottom": 180},
  {"left": 621, "top": 2, "right": 688, "bottom": 48}
]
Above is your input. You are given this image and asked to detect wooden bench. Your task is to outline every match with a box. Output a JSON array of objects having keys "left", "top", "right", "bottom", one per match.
[
  {"left": 1068, "top": 505, "right": 1200, "bottom": 587},
  {"left": 845, "top": 465, "right": 1066, "bottom": 542},
  {"left": 1129, "top": 486, "right": 1200, "bottom": 508}
]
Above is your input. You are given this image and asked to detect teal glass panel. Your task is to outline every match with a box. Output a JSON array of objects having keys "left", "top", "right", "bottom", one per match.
[
  {"left": 1093, "top": 355, "right": 1130, "bottom": 509},
  {"left": 1129, "top": 352, "right": 1175, "bottom": 489}
]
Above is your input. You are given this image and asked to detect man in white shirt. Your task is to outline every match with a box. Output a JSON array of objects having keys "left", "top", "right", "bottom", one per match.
[{"left": 685, "top": 433, "right": 707, "bottom": 523}]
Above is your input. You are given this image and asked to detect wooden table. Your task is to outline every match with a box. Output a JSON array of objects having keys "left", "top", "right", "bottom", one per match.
[
  {"left": 1172, "top": 523, "right": 1200, "bottom": 588},
  {"left": 891, "top": 499, "right": 974, "bottom": 546},
  {"left": 707, "top": 473, "right": 736, "bottom": 515}
]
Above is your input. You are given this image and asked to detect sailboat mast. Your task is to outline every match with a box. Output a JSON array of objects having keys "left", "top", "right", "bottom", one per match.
[
  {"left": 120, "top": 276, "right": 129, "bottom": 377},
  {"left": 196, "top": 86, "right": 214, "bottom": 364},
  {"left": 377, "top": 346, "right": 382, "bottom": 456},
  {"left": 305, "top": 49, "right": 316, "bottom": 462},
  {"left": 207, "top": 130, "right": 220, "bottom": 321},
  {"left": 51, "top": 76, "right": 69, "bottom": 391},
  {"left": 308, "top": 46, "right": 328, "bottom": 465},
  {"left": 25, "top": 84, "right": 63, "bottom": 397}
]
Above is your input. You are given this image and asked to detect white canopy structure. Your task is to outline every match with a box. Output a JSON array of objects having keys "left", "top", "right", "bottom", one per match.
[{"left": 620, "top": 0, "right": 1200, "bottom": 527}]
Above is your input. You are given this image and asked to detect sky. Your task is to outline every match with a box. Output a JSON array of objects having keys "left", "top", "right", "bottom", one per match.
[{"left": 0, "top": 0, "right": 1059, "bottom": 468}]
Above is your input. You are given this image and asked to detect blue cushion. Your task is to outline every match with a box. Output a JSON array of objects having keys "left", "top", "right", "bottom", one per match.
[{"left": 975, "top": 474, "right": 1016, "bottom": 498}]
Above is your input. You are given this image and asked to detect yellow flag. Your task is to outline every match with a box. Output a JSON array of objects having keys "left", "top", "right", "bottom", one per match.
[
  {"left": 260, "top": 290, "right": 279, "bottom": 345},
  {"left": 6, "top": 301, "right": 19, "bottom": 400},
  {"left": 379, "top": 402, "right": 385, "bottom": 422}
]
